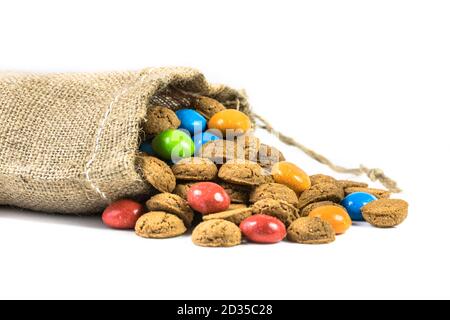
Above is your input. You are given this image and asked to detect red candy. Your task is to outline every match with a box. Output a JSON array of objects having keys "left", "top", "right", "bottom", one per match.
[
  {"left": 102, "top": 199, "right": 145, "bottom": 229},
  {"left": 187, "top": 182, "right": 231, "bottom": 215},
  {"left": 240, "top": 214, "right": 287, "bottom": 244}
]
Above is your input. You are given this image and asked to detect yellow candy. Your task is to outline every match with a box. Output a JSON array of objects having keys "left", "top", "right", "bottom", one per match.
[
  {"left": 208, "top": 109, "right": 252, "bottom": 136},
  {"left": 309, "top": 205, "right": 352, "bottom": 235},
  {"left": 272, "top": 161, "right": 311, "bottom": 193}
]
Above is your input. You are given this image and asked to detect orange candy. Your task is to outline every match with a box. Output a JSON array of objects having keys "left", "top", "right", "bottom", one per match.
[
  {"left": 309, "top": 205, "right": 352, "bottom": 235},
  {"left": 271, "top": 161, "right": 311, "bottom": 193},
  {"left": 208, "top": 109, "right": 252, "bottom": 136}
]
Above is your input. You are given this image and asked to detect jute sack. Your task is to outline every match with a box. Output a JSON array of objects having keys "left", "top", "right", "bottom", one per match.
[{"left": 0, "top": 67, "right": 249, "bottom": 214}]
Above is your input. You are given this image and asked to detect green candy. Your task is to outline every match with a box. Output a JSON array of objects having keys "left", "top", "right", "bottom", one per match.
[{"left": 152, "top": 129, "right": 195, "bottom": 161}]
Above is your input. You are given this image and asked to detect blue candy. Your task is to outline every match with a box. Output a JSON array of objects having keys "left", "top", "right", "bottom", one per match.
[
  {"left": 341, "top": 192, "right": 377, "bottom": 221},
  {"left": 139, "top": 141, "right": 155, "bottom": 155},
  {"left": 176, "top": 109, "right": 207, "bottom": 136},
  {"left": 193, "top": 131, "right": 221, "bottom": 153}
]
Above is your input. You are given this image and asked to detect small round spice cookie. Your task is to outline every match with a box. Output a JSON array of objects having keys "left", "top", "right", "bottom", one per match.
[
  {"left": 218, "top": 160, "right": 269, "bottom": 187},
  {"left": 215, "top": 181, "right": 250, "bottom": 204},
  {"left": 249, "top": 183, "right": 299, "bottom": 206},
  {"left": 192, "top": 96, "right": 226, "bottom": 119},
  {"left": 203, "top": 207, "right": 253, "bottom": 225},
  {"left": 338, "top": 180, "right": 369, "bottom": 189},
  {"left": 227, "top": 203, "right": 249, "bottom": 211},
  {"left": 172, "top": 182, "right": 196, "bottom": 200},
  {"left": 171, "top": 157, "right": 218, "bottom": 181},
  {"left": 139, "top": 156, "right": 176, "bottom": 193},
  {"left": 146, "top": 193, "right": 194, "bottom": 227},
  {"left": 135, "top": 212, "right": 186, "bottom": 239},
  {"left": 310, "top": 174, "right": 338, "bottom": 186},
  {"left": 252, "top": 199, "right": 300, "bottom": 226},
  {"left": 199, "top": 139, "right": 237, "bottom": 164},
  {"left": 300, "top": 201, "right": 347, "bottom": 217},
  {"left": 361, "top": 199, "right": 408, "bottom": 228},
  {"left": 297, "top": 183, "right": 345, "bottom": 211},
  {"left": 143, "top": 106, "right": 181, "bottom": 136},
  {"left": 192, "top": 219, "right": 242, "bottom": 247},
  {"left": 344, "top": 187, "right": 390, "bottom": 199},
  {"left": 257, "top": 144, "right": 286, "bottom": 170},
  {"left": 235, "top": 135, "right": 261, "bottom": 162},
  {"left": 287, "top": 217, "right": 335, "bottom": 244}
]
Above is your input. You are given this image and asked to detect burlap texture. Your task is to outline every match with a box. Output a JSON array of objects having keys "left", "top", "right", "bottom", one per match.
[{"left": 0, "top": 67, "right": 249, "bottom": 214}]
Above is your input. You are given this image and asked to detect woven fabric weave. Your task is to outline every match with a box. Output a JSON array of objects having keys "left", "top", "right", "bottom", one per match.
[{"left": 0, "top": 67, "right": 248, "bottom": 214}]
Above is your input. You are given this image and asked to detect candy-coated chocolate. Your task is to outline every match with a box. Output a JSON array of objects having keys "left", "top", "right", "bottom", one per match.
[
  {"left": 309, "top": 205, "right": 352, "bottom": 235},
  {"left": 139, "top": 141, "right": 155, "bottom": 155},
  {"left": 240, "top": 214, "right": 286, "bottom": 244},
  {"left": 272, "top": 161, "right": 311, "bottom": 193},
  {"left": 187, "top": 182, "right": 231, "bottom": 215},
  {"left": 102, "top": 199, "right": 145, "bottom": 229},
  {"left": 176, "top": 109, "right": 207, "bottom": 135},
  {"left": 152, "top": 129, "right": 195, "bottom": 161},
  {"left": 193, "top": 131, "right": 221, "bottom": 154},
  {"left": 208, "top": 109, "right": 252, "bottom": 136},
  {"left": 341, "top": 192, "right": 377, "bottom": 221}
]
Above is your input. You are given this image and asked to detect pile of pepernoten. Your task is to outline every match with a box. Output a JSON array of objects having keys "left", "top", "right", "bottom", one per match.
[{"left": 102, "top": 94, "right": 409, "bottom": 247}]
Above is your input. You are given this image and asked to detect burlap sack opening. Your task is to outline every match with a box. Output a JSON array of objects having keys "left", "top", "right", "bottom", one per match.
[{"left": 0, "top": 67, "right": 249, "bottom": 214}]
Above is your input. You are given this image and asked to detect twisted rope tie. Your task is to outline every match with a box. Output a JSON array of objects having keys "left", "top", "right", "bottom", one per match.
[{"left": 251, "top": 112, "right": 401, "bottom": 193}]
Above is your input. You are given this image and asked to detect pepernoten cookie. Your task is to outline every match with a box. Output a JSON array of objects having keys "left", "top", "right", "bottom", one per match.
[
  {"left": 135, "top": 212, "right": 186, "bottom": 239},
  {"left": 249, "top": 183, "right": 299, "bottom": 206},
  {"left": 200, "top": 136, "right": 262, "bottom": 164},
  {"left": 361, "top": 199, "right": 408, "bottom": 228},
  {"left": 235, "top": 135, "right": 261, "bottom": 162},
  {"left": 173, "top": 182, "right": 196, "bottom": 200},
  {"left": 171, "top": 157, "right": 218, "bottom": 181},
  {"left": 200, "top": 139, "right": 238, "bottom": 164},
  {"left": 297, "top": 183, "right": 344, "bottom": 211},
  {"left": 252, "top": 199, "right": 299, "bottom": 226},
  {"left": 218, "top": 160, "right": 269, "bottom": 187},
  {"left": 143, "top": 106, "right": 181, "bottom": 136},
  {"left": 216, "top": 181, "right": 250, "bottom": 204},
  {"left": 287, "top": 217, "right": 336, "bottom": 244},
  {"left": 227, "top": 204, "right": 249, "bottom": 211},
  {"left": 203, "top": 207, "right": 253, "bottom": 225},
  {"left": 139, "top": 156, "right": 176, "bottom": 193},
  {"left": 338, "top": 180, "right": 369, "bottom": 189},
  {"left": 300, "top": 201, "right": 346, "bottom": 217},
  {"left": 146, "top": 193, "right": 194, "bottom": 227},
  {"left": 192, "top": 219, "right": 242, "bottom": 247},
  {"left": 192, "top": 96, "right": 226, "bottom": 119},
  {"left": 344, "top": 187, "right": 390, "bottom": 199},
  {"left": 257, "top": 144, "right": 285, "bottom": 170},
  {"left": 310, "top": 174, "right": 338, "bottom": 186}
]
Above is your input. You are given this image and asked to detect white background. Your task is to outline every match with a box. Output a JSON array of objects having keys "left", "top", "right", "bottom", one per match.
[{"left": 0, "top": 0, "right": 449, "bottom": 300}]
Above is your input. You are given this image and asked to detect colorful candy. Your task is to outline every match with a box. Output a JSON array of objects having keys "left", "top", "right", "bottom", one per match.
[
  {"left": 187, "top": 182, "right": 231, "bottom": 215},
  {"left": 152, "top": 129, "right": 195, "bottom": 161},
  {"left": 341, "top": 192, "right": 377, "bottom": 221},
  {"left": 208, "top": 109, "right": 252, "bottom": 136},
  {"left": 240, "top": 214, "right": 286, "bottom": 244},
  {"left": 193, "top": 131, "right": 221, "bottom": 154},
  {"left": 175, "top": 109, "right": 207, "bottom": 135},
  {"left": 309, "top": 205, "right": 352, "bottom": 234},
  {"left": 272, "top": 161, "right": 311, "bottom": 193},
  {"left": 102, "top": 199, "right": 145, "bottom": 229}
]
